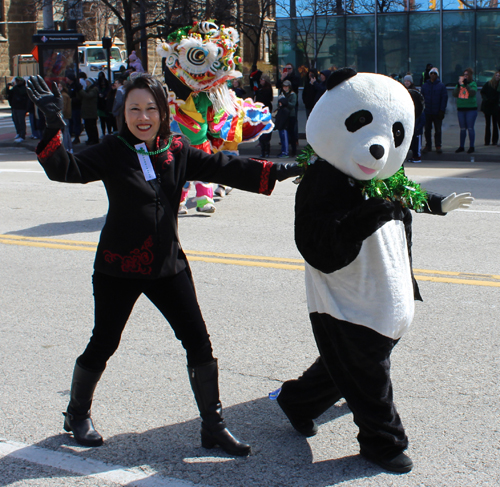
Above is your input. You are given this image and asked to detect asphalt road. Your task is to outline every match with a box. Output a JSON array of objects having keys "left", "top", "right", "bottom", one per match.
[{"left": 0, "top": 146, "right": 499, "bottom": 486}]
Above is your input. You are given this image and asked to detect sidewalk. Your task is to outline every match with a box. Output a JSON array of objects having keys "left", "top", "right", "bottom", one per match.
[{"left": 2, "top": 95, "right": 500, "bottom": 164}]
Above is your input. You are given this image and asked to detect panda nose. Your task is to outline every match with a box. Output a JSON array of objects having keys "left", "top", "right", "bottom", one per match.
[{"left": 369, "top": 144, "right": 385, "bottom": 160}]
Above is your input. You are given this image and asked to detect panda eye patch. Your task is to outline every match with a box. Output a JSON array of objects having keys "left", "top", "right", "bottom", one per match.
[
  {"left": 345, "top": 110, "right": 373, "bottom": 132},
  {"left": 392, "top": 122, "right": 405, "bottom": 147}
]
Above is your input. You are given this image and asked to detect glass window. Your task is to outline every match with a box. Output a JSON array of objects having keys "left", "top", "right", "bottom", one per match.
[
  {"left": 377, "top": 14, "right": 408, "bottom": 78},
  {"left": 442, "top": 0, "right": 474, "bottom": 9},
  {"left": 346, "top": 0, "right": 375, "bottom": 14},
  {"left": 277, "top": 17, "right": 315, "bottom": 70},
  {"left": 409, "top": 0, "right": 441, "bottom": 11},
  {"left": 376, "top": 0, "right": 407, "bottom": 12},
  {"left": 346, "top": 15, "right": 375, "bottom": 72},
  {"left": 442, "top": 11, "right": 475, "bottom": 86},
  {"left": 476, "top": 11, "right": 500, "bottom": 85},
  {"left": 477, "top": 0, "right": 500, "bottom": 7},
  {"left": 409, "top": 12, "right": 440, "bottom": 85},
  {"left": 316, "top": 16, "right": 346, "bottom": 71}
]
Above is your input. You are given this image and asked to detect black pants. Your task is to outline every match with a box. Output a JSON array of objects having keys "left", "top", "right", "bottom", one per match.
[
  {"left": 287, "top": 116, "right": 297, "bottom": 155},
  {"left": 280, "top": 313, "right": 408, "bottom": 458},
  {"left": 484, "top": 112, "right": 499, "bottom": 145},
  {"left": 78, "top": 270, "right": 214, "bottom": 372},
  {"left": 83, "top": 118, "right": 99, "bottom": 144},
  {"left": 424, "top": 113, "right": 443, "bottom": 149}
]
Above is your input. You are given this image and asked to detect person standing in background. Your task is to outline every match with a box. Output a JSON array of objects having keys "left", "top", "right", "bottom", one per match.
[
  {"left": 78, "top": 79, "right": 99, "bottom": 146},
  {"left": 6, "top": 76, "right": 29, "bottom": 142},
  {"left": 421, "top": 67, "right": 448, "bottom": 154},
  {"left": 453, "top": 67, "right": 478, "bottom": 154},
  {"left": 480, "top": 71, "right": 500, "bottom": 146},
  {"left": 302, "top": 69, "right": 318, "bottom": 119},
  {"left": 255, "top": 75, "right": 274, "bottom": 157},
  {"left": 58, "top": 81, "right": 73, "bottom": 153},
  {"left": 281, "top": 80, "right": 297, "bottom": 157},
  {"left": 112, "top": 77, "right": 126, "bottom": 132},
  {"left": 249, "top": 65, "right": 262, "bottom": 100}
]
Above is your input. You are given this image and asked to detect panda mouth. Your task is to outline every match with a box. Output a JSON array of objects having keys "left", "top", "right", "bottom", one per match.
[{"left": 357, "top": 164, "right": 377, "bottom": 175}]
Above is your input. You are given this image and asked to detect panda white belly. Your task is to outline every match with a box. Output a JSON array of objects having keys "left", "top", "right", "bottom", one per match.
[{"left": 305, "top": 219, "right": 414, "bottom": 339}]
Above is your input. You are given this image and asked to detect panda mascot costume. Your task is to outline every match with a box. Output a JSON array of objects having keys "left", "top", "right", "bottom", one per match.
[{"left": 275, "top": 68, "right": 473, "bottom": 473}]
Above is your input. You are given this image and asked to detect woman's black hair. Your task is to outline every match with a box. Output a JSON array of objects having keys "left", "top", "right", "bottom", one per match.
[{"left": 121, "top": 73, "right": 171, "bottom": 140}]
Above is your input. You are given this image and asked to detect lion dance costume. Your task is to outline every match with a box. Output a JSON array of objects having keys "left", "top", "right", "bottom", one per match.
[{"left": 157, "top": 21, "right": 274, "bottom": 213}]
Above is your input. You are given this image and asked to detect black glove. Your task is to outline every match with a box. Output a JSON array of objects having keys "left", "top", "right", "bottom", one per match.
[
  {"left": 438, "top": 110, "right": 445, "bottom": 121},
  {"left": 275, "top": 162, "right": 303, "bottom": 181},
  {"left": 26, "top": 75, "right": 65, "bottom": 130}
]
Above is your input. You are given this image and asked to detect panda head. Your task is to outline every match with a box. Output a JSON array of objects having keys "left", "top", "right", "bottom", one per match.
[{"left": 306, "top": 68, "right": 419, "bottom": 181}]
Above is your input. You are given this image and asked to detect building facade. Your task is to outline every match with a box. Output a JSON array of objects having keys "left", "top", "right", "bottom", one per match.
[
  {"left": 277, "top": 0, "right": 500, "bottom": 86},
  {"left": 0, "top": 0, "right": 276, "bottom": 84}
]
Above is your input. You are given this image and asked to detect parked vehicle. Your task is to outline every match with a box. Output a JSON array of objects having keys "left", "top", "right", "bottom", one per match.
[{"left": 78, "top": 41, "right": 127, "bottom": 81}]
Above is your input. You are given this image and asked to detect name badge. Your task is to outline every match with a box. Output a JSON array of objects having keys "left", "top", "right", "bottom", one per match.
[{"left": 135, "top": 143, "right": 156, "bottom": 181}]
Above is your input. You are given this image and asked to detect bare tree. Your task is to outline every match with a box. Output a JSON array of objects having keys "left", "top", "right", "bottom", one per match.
[{"left": 235, "top": 0, "right": 275, "bottom": 67}]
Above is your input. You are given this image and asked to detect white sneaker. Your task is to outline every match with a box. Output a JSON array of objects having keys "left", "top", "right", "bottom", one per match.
[
  {"left": 224, "top": 186, "right": 232, "bottom": 196},
  {"left": 14, "top": 136, "right": 23, "bottom": 143},
  {"left": 196, "top": 203, "right": 216, "bottom": 213},
  {"left": 178, "top": 204, "right": 188, "bottom": 215},
  {"left": 214, "top": 185, "right": 225, "bottom": 198}
]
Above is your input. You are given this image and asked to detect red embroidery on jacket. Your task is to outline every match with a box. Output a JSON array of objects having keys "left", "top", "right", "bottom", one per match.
[
  {"left": 161, "top": 136, "right": 184, "bottom": 169},
  {"left": 37, "top": 131, "right": 63, "bottom": 162},
  {"left": 254, "top": 159, "right": 273, "bottom": 195},
  {"left": 103, "top": 236, "right": 154, "bottom": 275}
]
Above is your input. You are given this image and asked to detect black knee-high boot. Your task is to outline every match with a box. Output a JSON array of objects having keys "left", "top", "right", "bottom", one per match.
[
  {"left": 188, "top": 359, "right": 251, "bottom": 456},
  {"left": 63, "top": 362, "right": 104, "bottom": 447}
]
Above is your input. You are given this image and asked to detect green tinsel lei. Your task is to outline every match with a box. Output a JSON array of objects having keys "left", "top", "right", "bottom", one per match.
[
  {"left": 359, "top": 167, "right": 428, "bottom": 212},
  {"left": 295, "top": 144, "right": 317, "bottom": 168},
  {"left": 295, "top": 146, "right": 428, "bottom": 212}
]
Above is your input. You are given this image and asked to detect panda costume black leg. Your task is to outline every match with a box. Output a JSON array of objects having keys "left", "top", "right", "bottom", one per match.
[
  {"left": 277, "top": 356, "right": 342, "bottom": 437},
  {"left": 277, "top": 68, "right": 473, "bottom": 474}
]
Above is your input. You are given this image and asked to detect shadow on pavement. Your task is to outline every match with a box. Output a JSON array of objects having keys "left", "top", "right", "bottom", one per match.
[
  {"left": 5, "top": 217, "right": 106, "bottom": 237},
  {"left": 0, "top": 397, "right": 386, "bottom": 487}
]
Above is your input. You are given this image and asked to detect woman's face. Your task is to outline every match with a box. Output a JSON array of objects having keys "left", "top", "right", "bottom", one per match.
[
  {"left": 495, "top": 72, "right": 500, "bottom": 81},
  {"left": 124, "top": 88, "right": 161, "bottom": 147}
]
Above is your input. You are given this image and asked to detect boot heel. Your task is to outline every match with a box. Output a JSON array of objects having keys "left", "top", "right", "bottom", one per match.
[{"left": 63, "top": 413, "right": 72, "bottom": 432}]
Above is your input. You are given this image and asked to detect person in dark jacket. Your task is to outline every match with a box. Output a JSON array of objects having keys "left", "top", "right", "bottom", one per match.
[
  {"left": 97, "top": 72, "right": 112, "bottom": 137},
  {"left": 480, "top": 71, "right": 500, "bottom": 146},
  {"left": 302, "top": 69, "right": 318, "bottom": 118},
  {"left": 312, "top": 70, "right": 331, "bottom": 105},
  {"left": 255, "top": 75, "right": 274, "bottom": 157},
  {"left": 421, "top": 67, "right": 448, "bottom": 154},
  {"left": 420, "top": 63, "right": 433, "bottom": 86},
  {"left": 26, "top": 73, "right": 301, "bottom": 455},
  {"left": 78, "top": 78, "right": 100, "bottom": 145},
  {"left": 275, "top": 96, "right": 290, "bottom": 158},
  {"left": 6, "top": 76, "right": 29, "bottom": 142},
  {"left": 406, "top": 84, "right": 426, "bottom": 163},
  {"left": 230, "top": 79, "right": 246, "bottom": 98},
  {"left": 276, "top": 63, "right": 300, "bottom": 95},
  {"left": 249, "top": 64, "right": 262, "bottom": 100}
]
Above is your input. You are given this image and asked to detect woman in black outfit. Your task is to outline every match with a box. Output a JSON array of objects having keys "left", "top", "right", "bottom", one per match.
[
  {"left": 255, "top": 76, "right": 274, "bottom": 157},
  {"left": 27, "top": 74, "right": 300, "bottom": 456}
]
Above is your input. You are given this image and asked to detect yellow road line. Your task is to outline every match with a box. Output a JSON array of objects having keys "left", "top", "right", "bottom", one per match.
[{"left": 1, "top": 234, "right": 498, "bottom": 287}]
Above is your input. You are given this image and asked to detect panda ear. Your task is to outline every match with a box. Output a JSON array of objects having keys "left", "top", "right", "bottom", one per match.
[
  {"left": 408, "top": 89, "right": 425, "bottom": 119},
  {"left": 326, "top": 67, "right": 357, "bottom": 90}
]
